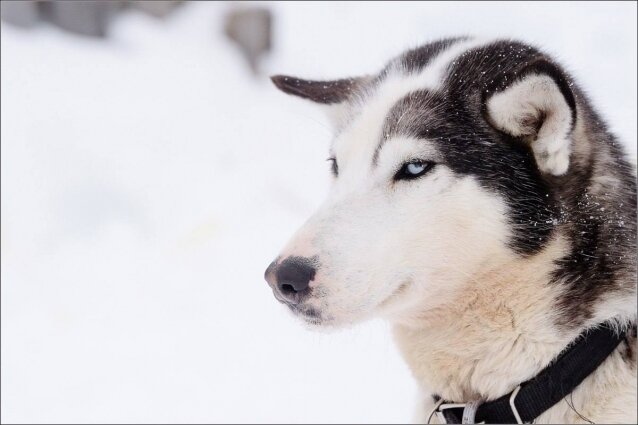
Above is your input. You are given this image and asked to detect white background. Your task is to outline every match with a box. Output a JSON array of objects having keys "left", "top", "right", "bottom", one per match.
[{"left": 1, "top": 2, "right": 636, "bottom": 423}]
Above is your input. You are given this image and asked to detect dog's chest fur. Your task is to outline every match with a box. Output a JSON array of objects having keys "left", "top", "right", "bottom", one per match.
[{"left": 391, "top": 236, "right": 637, "bottom": 423}]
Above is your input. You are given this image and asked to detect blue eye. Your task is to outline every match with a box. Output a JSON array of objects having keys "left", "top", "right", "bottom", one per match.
[
  {"left": 395, "top": 160, "right": 435, "bottom": 180},
  {"left": 407, "top": 162, "right": 426, "bottom": 174}
]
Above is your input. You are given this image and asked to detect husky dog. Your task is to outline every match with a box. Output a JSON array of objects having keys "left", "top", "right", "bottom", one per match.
[{"left": 264, "top": 38, "right": 637, "bottom": 423}]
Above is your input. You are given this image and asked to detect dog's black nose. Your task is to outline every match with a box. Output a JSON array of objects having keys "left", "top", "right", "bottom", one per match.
[{"left": 265, "top": 256, "right": 316, "bottom": 305}]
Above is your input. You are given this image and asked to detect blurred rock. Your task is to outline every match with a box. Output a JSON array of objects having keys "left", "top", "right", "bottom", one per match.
[
  {"left": 224, "top": 6, "right": 272, "bottom": 75},
  {"left": 129, "top": 1, "right": 183, "bottom": 18},
  {"left": 1, "top": 0, "right": 184, "bottom": 37},
  {"left": 41, "top": 0, "right": 121, "bottom": 37},
  {"left": 0, "top": 1, "right": 40, "bottom": 28}
]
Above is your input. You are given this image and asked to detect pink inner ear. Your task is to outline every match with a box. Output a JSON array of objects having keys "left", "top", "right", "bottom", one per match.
[{"left": 270, "top": 75, "right": 362, "bottom": 104}]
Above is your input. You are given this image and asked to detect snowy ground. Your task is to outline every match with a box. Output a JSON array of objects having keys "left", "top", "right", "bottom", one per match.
[{"left": 1, "top": 2, "right": 636, "bottom": 423}]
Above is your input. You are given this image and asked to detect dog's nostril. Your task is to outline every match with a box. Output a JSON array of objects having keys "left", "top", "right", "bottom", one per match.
[{"left": 279, "top": 282, "right": 298, "bottom": 295}]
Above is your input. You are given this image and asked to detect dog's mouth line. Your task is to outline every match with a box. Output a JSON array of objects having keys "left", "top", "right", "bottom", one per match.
[
  {"left": 271, "top": 276, "right": 411, "bottom": 325},
  {"left": 287, "top": 304, "right": 331, "bottom": 326},
  {"left": 289, "top": 304, "right": 321, "bottom": 318}
]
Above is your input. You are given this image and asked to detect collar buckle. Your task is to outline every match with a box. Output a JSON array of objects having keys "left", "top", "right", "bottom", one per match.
[
  {"left": 426, "top": 399, "right": 461, "bottom": 424},
  {"left": 426, "top": 399, "right": 484, "bottom": 424}
]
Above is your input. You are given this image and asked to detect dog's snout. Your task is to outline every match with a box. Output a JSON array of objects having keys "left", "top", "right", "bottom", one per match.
[{"left": 265, "top": 256, "right": 317, "bottom": 305}]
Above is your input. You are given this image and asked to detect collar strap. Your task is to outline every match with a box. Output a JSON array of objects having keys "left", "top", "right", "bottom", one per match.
[{"left": 430, "top": 322, "right": 626, "bottom": 424}]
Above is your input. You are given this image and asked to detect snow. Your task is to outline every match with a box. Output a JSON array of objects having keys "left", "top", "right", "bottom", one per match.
[{"left": 1, "top": 2, "right": 636, "bottom": 423}]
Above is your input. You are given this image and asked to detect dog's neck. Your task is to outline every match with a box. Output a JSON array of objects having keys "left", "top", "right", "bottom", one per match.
[{"left": 390, "top": 236, "right": 633, "bottom": 406}]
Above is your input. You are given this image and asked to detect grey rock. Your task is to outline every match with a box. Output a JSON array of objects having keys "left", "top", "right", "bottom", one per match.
[
  {"left": 129, "top": 1, "right": 182, "bottom": 18},
  {"left": 41, "top": 0, "right": 122, "bottom": 38},
  {"left": 224, "top": 6, "right": 272, "bottom": 75},
  {"left": 0, "top": 0, "right": 40, "bottom": 28}
]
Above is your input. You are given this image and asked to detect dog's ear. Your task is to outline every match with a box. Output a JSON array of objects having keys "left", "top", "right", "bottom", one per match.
[
  {"left": 484, "top": 60, "right": 577, "bottom": 176},
  {"left": 270, "top": 75, "right": 365, "bottom": 105}
]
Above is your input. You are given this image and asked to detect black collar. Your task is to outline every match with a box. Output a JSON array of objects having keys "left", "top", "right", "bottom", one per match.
[{"left": 429, "top": 322, "right": 627, "bottom": 424}]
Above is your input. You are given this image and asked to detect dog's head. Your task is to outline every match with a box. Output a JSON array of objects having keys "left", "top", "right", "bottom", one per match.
[{"left": 264, "top": 39, "right": 581, "bottom": 327}]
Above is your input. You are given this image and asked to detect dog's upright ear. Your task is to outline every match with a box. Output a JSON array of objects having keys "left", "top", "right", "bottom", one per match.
[
  {"left": 484, "top": 60, "right": 577, "bottom": 176},
  {"left": 271, "top": 75, "right": 368, "bottom": 127},
  {"left": 270, "top": 75, "right": 365, "bottom": 104}
]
